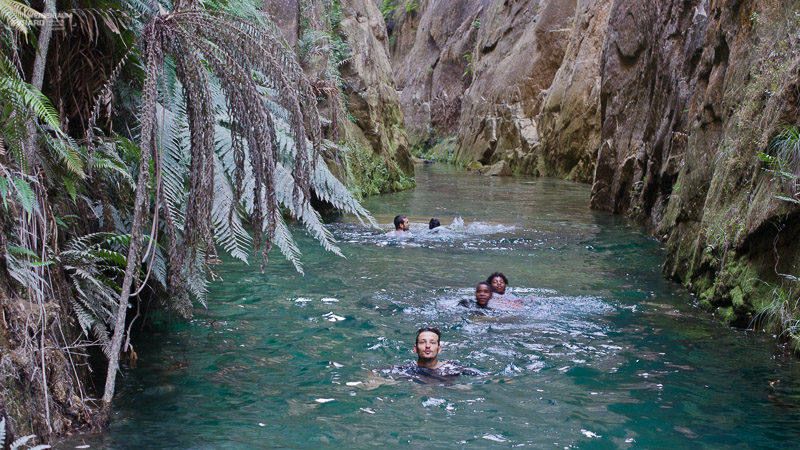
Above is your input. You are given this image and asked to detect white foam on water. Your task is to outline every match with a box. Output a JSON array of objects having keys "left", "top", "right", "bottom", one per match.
[
  {"left": 328, "top": 217, "right": 522, "bottom": 251},
  {"left": 346, "top": 381, "right": 361, "bottom": 386},
  {"left": 321, "top": 298, "right": 339, "bottom": 303},
  {"left": 422, "top": 397, "right": 447, "bottom": 407},
  {"left": 294, "top": 297, "right": 312, "bottom": 303},
  {"left": 580, "top": 429, "right": 601, "bottom": 438},
  {"left": 315, "top": 398, "right": 335, "bottom": 403},
  {"left": 322, "top": 312, "right": 346, "bottom": 322},
  {"left": 482, "top": 434, "right": 508, "bottom": 442}
]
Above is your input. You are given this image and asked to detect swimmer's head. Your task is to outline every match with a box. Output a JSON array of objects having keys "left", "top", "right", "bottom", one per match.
[
  {"left": 487, "top": 272, "right": 508, "bottom": 294},
  {"left": 414, "top": 327, "right": 442, "bottom": 365},
  {"left": 394, "top": 215, "right": 409, "bottom": 231},
  {"left": 475, "top": 282, "right": 492, "bottom": 307},
  {"left": 429, "top": 218, "right": 441, "bottom": 229},
  {"left": 415, "top": 327, "right": 441, "bottom": 345}
]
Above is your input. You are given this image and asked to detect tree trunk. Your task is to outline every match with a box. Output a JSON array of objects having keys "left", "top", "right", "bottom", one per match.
[
  {"left": 99, "top": 141, "right": 150, "bottom": 414},
  {"left": 99, "top": 40, "right": 162, "bottom": 417},
  {"left": 24, "top": 0, "right": 55, "bottom": 163}
]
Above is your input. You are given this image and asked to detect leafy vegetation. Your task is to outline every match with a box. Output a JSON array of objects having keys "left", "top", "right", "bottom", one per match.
[
  {"left": 0, "top": 417, "right": 49, "bottom": 450},
  {"left": 752, "top": 282, "right": 800, "bottom": 352},
  {"left": 1, "top": 0, "right": 381, "bottom": 436},
  {"left": 378, "top": 0, "right": 398, "bottom": 22},
  {"left": 758, "top": 124, "right": 800, "bottom": 204}
]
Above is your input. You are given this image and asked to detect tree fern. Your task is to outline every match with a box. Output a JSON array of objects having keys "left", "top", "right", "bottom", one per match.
[
  {"left": 0, "top": 64, "right": 62, "bottom": 133},
  {"left": 90, "top": 1, "right": 378, "bottom": 410}
]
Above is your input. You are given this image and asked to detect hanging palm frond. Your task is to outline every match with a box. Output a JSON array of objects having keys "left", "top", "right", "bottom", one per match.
[{"left": 93, "top": 1, "right": 377, "bottom": 409}]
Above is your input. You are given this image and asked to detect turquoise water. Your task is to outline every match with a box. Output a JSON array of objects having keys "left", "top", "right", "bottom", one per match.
[{"left": 62, "top": 165, "right": 800, "bottom": 448}]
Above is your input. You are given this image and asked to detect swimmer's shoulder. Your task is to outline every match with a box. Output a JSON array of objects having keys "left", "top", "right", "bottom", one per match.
[{"left": 436, "top": 361, "right": 485, "bottom": 377}]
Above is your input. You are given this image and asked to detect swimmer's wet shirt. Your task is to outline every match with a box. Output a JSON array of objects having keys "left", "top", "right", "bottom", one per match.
[
  {"left": 491, "top": 291, "right": 523, "bottom": 307},
  {"left": 381, "top": 361, "right": 484, "bottom": 384},
  {"left": 457, "top": 298, "right": 489, "bottom": 315}
]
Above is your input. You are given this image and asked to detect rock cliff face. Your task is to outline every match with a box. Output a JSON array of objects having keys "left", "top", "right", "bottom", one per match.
[
  {"left": 594, "top": 0, "right": 800, "bottom": 325},
  {"left": 338, "top": 0, "right": 415, "bottom": 196},
  {"left": 387, "top": 0, "right": 800, "bottom": 330},
  {"left": 266, "top": 0, "right": 414, "bottom": 199},
  {"left": 387, "top": 0, "right": 490, "bottom": 149},
  {"left": 452, "top": 0, "right": 576, "bottom": 173},
  {"left": 536, "top": 0, "right": 611, "bottom": 182},
  {"left": 387, "top": 0, "right": 580, "bottom": 175}
]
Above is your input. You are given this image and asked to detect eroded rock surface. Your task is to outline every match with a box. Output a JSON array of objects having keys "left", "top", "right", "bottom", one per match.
[
  {"left": 452, "top": 0, "right": 576, "bottom": 172},
  {"left": 386, "top": 0, "right": 800, "bottom": 327},
  {"left": 388, "top": 1, "right": 490, "bottom": 149},
  {"left": 338, "top": 0, "right": 415, "bottom": 196},
  {"left": 591, "top": 0, "right": 800, "bottom": 325},
  {"left": 536, "top": 0, "right": 611, "bottom": 182},
  {"left": 266, "top": 0, "right": 415, "bottom": 199}
]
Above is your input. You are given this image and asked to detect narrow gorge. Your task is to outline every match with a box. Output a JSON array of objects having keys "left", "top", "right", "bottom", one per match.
[
  {"left": 2, "top": 0, "right": 800, "bottom": 445},
  {"left": 384, "top": 0, "right": 800, "bottom": 341}
]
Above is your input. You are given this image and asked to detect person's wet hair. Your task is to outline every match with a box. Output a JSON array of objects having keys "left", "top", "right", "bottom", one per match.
[
  {"left": 394, "top": 215, "right": 407, "bottom": 230},
  {"left": 486, "top": 272, "right": 508, "bottom": 287},
  {"left": 416, "top": 327, "right": 441, "bottom": 344},
  {"left": 429, "top": 218, "right": 441, "bottom": 229},
  {"left": 477, "top": 281, "right": 491, "bottom": 289}
]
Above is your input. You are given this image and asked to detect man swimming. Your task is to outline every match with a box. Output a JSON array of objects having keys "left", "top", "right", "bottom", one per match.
[
  {"left": 386, "top": 215, "right": 410, "bottom": 236},
  {"left": 380, "top": 328, "right": 483, "bottom": 382},
  {"left": 459, "top": 282, "right": 492, "bottom": 310},
  {"left": 414, "top": 327, "right": 443, "bottom": 369}
]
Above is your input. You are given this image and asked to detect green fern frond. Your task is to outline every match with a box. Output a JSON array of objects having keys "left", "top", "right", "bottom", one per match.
[
  {"left": 68, "top": 297, "right": 98, "bottom": 337},
  {"left": 0, "top": 176, "right": 8, "bottom": 209},
  {"left": 93, "top": 322, "right": 114, "bottom": 359},
  {"left": 211, "top": 157, "right": 251, "bottom": 262},
  {"left": 0, "top": 75, "right": 62, "bottom": 134},
  {"left": 12, "top": 177, "right": 35, "bottom": 215},
  {"left": 7, "top": 244, "right": 40, "bottom": 260},
  {"left": 273, "top": 215, "right": 303, "bottom": 273},
  {"left": 43, "top": 135, "right": 86, "bottom": 179},
  {"left": 5, "top": 249, "right": 46, "bottom": 296},
  {"left": 0, "top": 0, "right": 43, "bottom": 35},
  {"left": 183, "top": 248, "right": 208, "bottom": 309},
  {"left": 90, "top": 151, "right": 135, "bottom": 186},
  {"left": 90, "top": 248, "right": 128, "bottom": 267},
  {"left": 149, "top": 244, "right": 168, "bottom": 289}
]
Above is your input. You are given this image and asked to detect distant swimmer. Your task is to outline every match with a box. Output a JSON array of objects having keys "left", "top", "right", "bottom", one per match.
[
  {"left": 429, "top": 218, "right": 441, "bottom": 229},
  {"left": 487, "top": 272, "right": 522, "bottom": 306},
  {"left": 383, "top": 327, "right": 483, "bottom": 382},
  {"left": 459, "top": 282, "right": 492, "bottom": 310},
  {"left": 386, "top": 215, "right": 411, "bottom": 237}
]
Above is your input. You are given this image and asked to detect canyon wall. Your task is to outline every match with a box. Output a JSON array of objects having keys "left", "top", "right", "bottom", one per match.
[
  {"left": 387, "top": 0, "right": 490, "bottom": 152},
  {"left": 388, "top": 0, "right": 800, "bottom": 327},
  {"left": 387, "top": 0, "right": 597, "bottom": 179},
  {"left": 338, "top": 0, "right": 416, "bottom": 196},
  {"left": 268, "top": 0, "right": 415, "bottom": 199},
  {"left": 595, "top": 0, "right": 800, "bottom": 325}
]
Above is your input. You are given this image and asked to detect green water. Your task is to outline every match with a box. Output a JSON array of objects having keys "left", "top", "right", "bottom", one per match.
[{"left": 62, "top": 165, "right": 800, "bottom": 448}]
